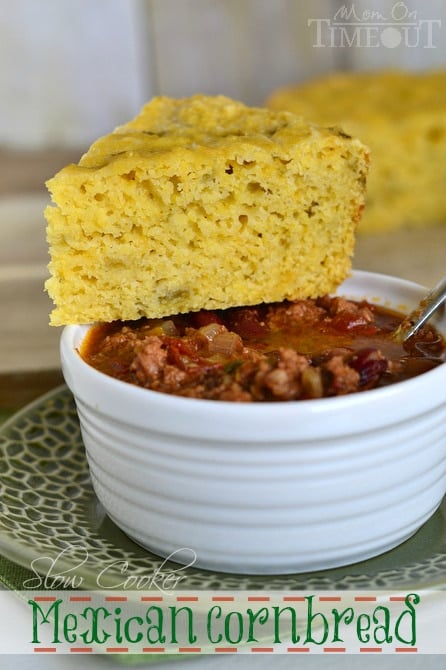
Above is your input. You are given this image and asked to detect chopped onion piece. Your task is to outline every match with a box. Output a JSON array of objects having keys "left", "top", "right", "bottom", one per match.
[
  {"left": 209, "top": 331, "right": 243, "bottom": 356},
  {"left": 146, "top": 319, "right": 178, "bottom": 336},
  {"left": 301, "top": 366, "right": 323, "bottom": 399},
  {"left": 199, "top": 323, "right": 226, "bottom": 341},
  {"left": 160, "top": 320, "right": 178, "bottom": 336}
]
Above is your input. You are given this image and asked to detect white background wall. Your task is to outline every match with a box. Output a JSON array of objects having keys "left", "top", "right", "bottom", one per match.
[{"left": 0, "top": 0, "right": 445, "bottom": 148}]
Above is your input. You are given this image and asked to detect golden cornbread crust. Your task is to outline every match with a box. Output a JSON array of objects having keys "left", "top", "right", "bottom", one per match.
[
  {"left": 45, "top": 95, "right": 369, "bottom": 326},
  {"left": 267, "top": 70, "right": 446, "bottom": 233}
]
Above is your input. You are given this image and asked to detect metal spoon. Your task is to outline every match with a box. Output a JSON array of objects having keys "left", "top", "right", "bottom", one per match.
[{"left": 392, "top": 275, "right": 446, "bottom": 343}]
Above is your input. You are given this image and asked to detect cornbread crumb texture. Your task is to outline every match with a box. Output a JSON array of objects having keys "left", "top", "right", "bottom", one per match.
[
  {"left": 267, "top": 70, "right": 446, "bottom": 233},
  {"left": 45, "top": 95, "right": 369, "bottom": 325}
]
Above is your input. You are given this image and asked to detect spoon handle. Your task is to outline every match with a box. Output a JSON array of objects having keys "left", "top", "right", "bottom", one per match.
[{"left": 393, "top": 275, "right": 446, "bottom": 343}]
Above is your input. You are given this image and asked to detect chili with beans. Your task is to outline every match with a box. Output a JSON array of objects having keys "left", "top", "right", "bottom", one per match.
[{"left": 80, "top": 296, "right": 445, "bottom": 402}]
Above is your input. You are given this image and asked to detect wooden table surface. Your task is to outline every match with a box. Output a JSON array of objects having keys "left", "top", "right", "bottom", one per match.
[{"left": 1, "top": 149, "right": 445, "bottom": 412}]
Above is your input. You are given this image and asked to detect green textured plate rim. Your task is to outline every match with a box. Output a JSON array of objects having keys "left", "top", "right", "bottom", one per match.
[{"left": 1, "top": 385, "right": 446, "bottom": 591}]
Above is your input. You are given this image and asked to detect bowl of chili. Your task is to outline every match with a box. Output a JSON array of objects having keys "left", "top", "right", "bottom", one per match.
[{"left": 60, "top": 270, "right": 446, "bottom": 574}]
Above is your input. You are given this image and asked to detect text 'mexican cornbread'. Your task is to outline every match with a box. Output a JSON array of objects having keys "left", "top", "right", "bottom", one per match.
[{"left": 45, "top": 95, "right": 369, "bottom": 325}]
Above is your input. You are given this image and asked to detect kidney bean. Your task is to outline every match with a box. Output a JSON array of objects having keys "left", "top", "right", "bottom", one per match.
[
  {"left": 224, "top": 306, "right": 269, "bottom": 338},
  {"left": 191, "top": 310, "right": 225, "bottom": 328},
  {"left": 349, "top": 348, "right": 388, "bottom": 388}
]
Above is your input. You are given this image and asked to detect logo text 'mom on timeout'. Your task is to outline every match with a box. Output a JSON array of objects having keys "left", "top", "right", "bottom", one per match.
[{"left": 308, "top": 1, "right": 442, "bottom": 48}]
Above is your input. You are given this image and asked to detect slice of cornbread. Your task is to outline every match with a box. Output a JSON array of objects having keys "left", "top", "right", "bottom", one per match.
[
  {"left": 45, "top": 94, "right": 369, "bottom": 326},
  {"left": 266, "top": 70, "right": 446, "bottom": 233}
]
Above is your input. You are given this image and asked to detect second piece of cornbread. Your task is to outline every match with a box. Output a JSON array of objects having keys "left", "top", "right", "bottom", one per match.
[
  {"left": 267, "top": 70, "right": 446, "bottom": 233},
  {"left": 45, "top": 95, "right": 369, "bottom": 325}
]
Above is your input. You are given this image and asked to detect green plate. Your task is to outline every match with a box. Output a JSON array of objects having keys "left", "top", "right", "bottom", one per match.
[{"left": 1, "top": 385, "right": 446, "bottom": 591}]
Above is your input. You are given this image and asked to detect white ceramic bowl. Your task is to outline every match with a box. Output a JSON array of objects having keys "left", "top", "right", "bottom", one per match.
[{"left": 60, "top": 271, "right": 446, "bottom": 575}]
